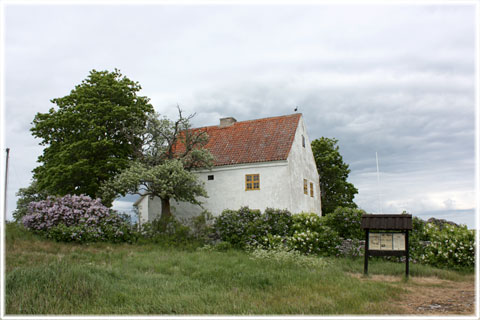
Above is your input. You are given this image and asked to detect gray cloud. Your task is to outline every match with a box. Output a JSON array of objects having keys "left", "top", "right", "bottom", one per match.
[{"left": 3, "top": 3, "right": 476, "bottom": 228}]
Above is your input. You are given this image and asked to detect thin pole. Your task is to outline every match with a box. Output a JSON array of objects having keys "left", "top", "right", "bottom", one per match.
[
  {"left": 406, "top": 230, "right": 410, "bottom": 278},
  {"left": 376, "top": 152, "right": 382, "bottom": 214},
  {"left": 364, "top": 229, "right": 369, "bottom": 275},
  {"left": 4, "top": 148, "right": 10, "bottom": 220}
]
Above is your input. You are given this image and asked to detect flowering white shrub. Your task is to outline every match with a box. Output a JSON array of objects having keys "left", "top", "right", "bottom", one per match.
[
  {"left": 289, "top": 213, "right": 341, "bottom": 255},
  {"left": 418, "top": 223, "right": 475, "bottom": 269}
]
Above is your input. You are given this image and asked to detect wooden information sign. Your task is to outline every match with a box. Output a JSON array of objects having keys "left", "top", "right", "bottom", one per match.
[{"left": 361, "top": 214, "right": 413, "bottom": 277}]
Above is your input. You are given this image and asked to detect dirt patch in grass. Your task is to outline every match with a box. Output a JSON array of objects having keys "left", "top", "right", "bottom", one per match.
[{"left": 349, "top": 273, "right": 475, "bottom": 315}]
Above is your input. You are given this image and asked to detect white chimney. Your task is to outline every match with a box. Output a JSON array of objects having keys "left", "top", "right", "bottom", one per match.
[{"left": 219, "top": 117, "right": 237, "bottom": 128}]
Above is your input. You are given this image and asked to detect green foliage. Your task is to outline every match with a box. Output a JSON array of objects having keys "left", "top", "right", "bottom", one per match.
[
  {"left": 13, "top": 180, "right": 48, "bottom": 222},
  {"left": 214, "top": 208, "right": 339, "bottom": 256},
  {"left": 261, "top": 208, "right": 294, "bottom": 237},
  {"left": 323, "top": 207, "right": 365, "bottom": 240},
  {"left": 186, "top": 210, "right": 215, "bottom": 242},
  {"left": 47, "top": 224, "right": 99, "bottom": 243},
  {"left": 415, "top": 223, "right": 475, "bottom": 270},
  {"left": 213, "top": 207, "right": 263, "bottom": 248},
  {"left": 101, "top": 160, "right": 208, "bottom": 220},
  {"left": 31, "top": 69, "right": 153, "bottom": 203},
  {"left": 135, "top": 213, "right": 215, "bottom": 248},
  {"left": 137, "top": 219, "right": 196, "bottom": 247},
  {"left": 311, "top": 137, "right": 358, "bottom": 214},
  {"left": 213, "top": 207, "right": 293, "bottom": 249}
]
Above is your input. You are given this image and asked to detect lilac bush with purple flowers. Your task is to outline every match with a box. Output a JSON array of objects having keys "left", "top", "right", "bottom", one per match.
[{"left": 22, "top": 194, "right": 136, "bottom": 243}]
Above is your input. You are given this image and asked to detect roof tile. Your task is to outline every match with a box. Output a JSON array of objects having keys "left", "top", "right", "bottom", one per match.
[{"left": 176, "top": 113, "right": 301, "bottom": 167}]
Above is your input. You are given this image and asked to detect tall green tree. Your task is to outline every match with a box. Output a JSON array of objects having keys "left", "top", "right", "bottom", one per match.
[
  {"left": 101, "top": 108, "right": 214, "bottom": 222},
  {"left": 311, "top": 137, "right": 358, "bottom": 214},
  {"left": 12, "top": 180, "right": 48, "bottom": 222},
  {"left": 31, "top": 69, "right": 153, "bottom": 203}
]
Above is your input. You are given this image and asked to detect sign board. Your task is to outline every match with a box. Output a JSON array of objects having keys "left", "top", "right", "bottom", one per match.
[
  {"left": 369, "top": 233, "right": 381, "bottom": 250},
  {"left": 361, "top": 214, "right": 412, "bottom": 277},
  {"left": 393, "top": 233, "right": 405, "bottom": 251},
  {"left": 368, "top": 232, "right": 406, "bottom": 251}
]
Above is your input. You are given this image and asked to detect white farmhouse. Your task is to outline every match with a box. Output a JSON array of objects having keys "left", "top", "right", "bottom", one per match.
[{"left": 134, "top": 113, "right": 321, "bottom": 223}]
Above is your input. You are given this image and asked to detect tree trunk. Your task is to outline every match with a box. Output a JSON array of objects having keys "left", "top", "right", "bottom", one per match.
[{"left": 160, "top": 197, "right": 172, "bottom": 225}]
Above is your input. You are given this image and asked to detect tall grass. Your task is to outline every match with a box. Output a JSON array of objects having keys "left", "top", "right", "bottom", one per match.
[{"left": 5, "top": 223, "right": 473, "bottom": 315}]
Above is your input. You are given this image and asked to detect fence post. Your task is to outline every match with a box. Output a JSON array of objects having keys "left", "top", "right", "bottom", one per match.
[{"left": 364, "top": 229, "right": 369, "bottom": 275}]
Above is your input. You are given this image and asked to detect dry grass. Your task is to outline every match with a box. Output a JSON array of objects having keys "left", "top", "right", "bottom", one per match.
[{"left": 348, "top": 272, "right": 475, "bottom": 315}]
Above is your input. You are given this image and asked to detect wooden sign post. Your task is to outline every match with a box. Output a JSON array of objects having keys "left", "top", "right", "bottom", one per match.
[{"left": 361, "top": 214, "right": 413, "bottom": 277}]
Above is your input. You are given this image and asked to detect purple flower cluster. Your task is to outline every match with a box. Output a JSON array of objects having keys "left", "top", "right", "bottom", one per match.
[
  {"left": 22, "top": 194, "right": 110, "bottom": 231},
  {"left": 21, "top": 194, "right": 136, "bottom": 243}
]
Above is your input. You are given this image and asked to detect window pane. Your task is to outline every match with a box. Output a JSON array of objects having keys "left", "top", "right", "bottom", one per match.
[{"left": 246, "top": 174, "right": 259, "bottom": 190}]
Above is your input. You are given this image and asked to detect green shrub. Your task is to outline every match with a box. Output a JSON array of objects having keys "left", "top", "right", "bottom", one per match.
[
  {"left": 261, "top": 208, "right": 293, "bottom": 237},
  {"left": 212, "top": 241, "right": 234, "bottom": 251},
  {"left": 214, "top": 207, "right": 294, "bottom": 249},
  {"left": 323, "top": 207, "right": 365, "bottom": 240},
  {"left": 186, "top": 210, "right": 215, "bottom": 242},
  {"left": 137, "top": 217, "right": 198, "bottom": 247},
  {"left": 213, "top": 207, "right": 262, "bottom": 248},
  {"left": 213, "top": 209, "right": 340, "bottom": 256},
  {"left": 47, "top": 223, "right": 100, "bottom": 243}
]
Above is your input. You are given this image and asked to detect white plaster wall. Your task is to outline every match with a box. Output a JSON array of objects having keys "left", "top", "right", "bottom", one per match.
[
  {"left": 136, "top": 195, "right": 162, "bottom": 224},
  {"left": 136, "top": 196, "right": 149, "bottom": 225},
  {"left": 148, "top": 196, "right": 162, "bottom": 221},
  {"left": 171, "top": 161, "right": 291, "bottom": 219},
  {"left": 286, "top": 116, "right": 322, "bottom": 215}
]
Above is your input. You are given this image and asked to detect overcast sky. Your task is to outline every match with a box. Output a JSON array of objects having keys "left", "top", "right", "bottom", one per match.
[{"left": 2, "top": 3, "right": 477, "bottom": 228}]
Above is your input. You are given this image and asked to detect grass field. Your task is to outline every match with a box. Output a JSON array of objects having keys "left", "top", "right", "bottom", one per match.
[{"left": 5, "top": 223, "right": 475, "bottom": 315}]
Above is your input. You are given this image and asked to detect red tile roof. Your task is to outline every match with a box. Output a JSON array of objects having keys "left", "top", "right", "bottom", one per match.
[{"left": 177, "top": 114, "right": 301, "bottom": 167}]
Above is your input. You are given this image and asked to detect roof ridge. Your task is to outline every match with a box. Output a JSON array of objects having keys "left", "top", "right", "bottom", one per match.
[{"left": 192, "top": 113, "right": 302, "bottom": 130}]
